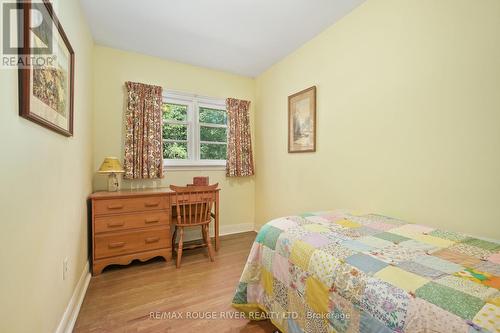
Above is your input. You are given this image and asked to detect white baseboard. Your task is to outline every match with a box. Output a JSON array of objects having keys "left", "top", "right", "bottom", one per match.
[
  {"left": 182, "top": 222, "right": 254, "bottom": 242},
  {"left": 55, "top": 261, "right": 91, "bottom": 333}
]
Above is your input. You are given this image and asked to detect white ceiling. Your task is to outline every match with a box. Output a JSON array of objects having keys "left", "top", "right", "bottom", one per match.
[{"left": 80, "top": 0, "right": 365, "bottom": 77}]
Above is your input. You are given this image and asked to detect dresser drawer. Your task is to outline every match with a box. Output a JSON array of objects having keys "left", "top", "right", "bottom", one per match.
[
  {"left": 94, "top": 227, "right": 170, "bottom": 259},
  {"left": 94, "top": 196, "right": 170, "bottom": 215},
  {"left": 94, "top": 212, "right": 170, "bottom": 233}
]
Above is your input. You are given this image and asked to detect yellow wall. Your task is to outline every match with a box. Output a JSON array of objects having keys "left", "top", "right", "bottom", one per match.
[
  {"left": 92, "top": 46, "right": 256, "bottom": 233},
  {"left": 255, "top": 0, "right": 500, "bottom": 238},
  {"left": 0, "top": 0, "right": 94, "bottom": 332}
]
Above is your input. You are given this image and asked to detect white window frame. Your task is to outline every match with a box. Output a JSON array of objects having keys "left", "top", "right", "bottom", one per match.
[{"left": 163, "top": 90, "right": 227, "bottom": 168}]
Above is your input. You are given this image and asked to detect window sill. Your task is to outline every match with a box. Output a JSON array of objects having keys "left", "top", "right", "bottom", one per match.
[{"left": 164, "top": 164, "right": 226, "bottom": 172}]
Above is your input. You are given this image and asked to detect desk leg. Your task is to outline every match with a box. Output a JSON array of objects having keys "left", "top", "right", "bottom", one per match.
[{"left": 215, "top": 190, "right": 219, "bottom": 251}]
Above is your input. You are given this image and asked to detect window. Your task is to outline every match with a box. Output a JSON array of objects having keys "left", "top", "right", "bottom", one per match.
[{"left": 162, "top": 91, "right": 227, "bottom": 167}]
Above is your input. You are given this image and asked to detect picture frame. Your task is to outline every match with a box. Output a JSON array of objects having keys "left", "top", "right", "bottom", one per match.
[
  {"left": 18, "top": 0, "right": 75, "bottom": 136},
  {"left": 288, "top": 86, "right": 316, "bottom": 153}
]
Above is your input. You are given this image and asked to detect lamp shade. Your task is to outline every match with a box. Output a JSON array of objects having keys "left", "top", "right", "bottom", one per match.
[{"left": 98, "top": 157, "right": 124, "bottom": 174}]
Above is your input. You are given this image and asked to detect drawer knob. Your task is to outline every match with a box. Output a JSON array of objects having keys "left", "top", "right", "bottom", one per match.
[
  {"left": 145, "top": 237, "right": 160, "bottom": 244},
  {"left": 108, "top": 204, "right": 124, "bottom": 210},
  {"left": 145, "top": 218, "right": 160, "bottom": 224},
  {"left": 145, "top": 202, "right": 160, "bottom": 207},
  {"left": 108, "top": 241, "right": 125, "bottom": 249},
  {"left": 107, "top": 221, "right": 125, "bottom": 228}
]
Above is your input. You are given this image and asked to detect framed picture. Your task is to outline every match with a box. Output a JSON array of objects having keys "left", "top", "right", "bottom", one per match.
[
  {"left": 288, "top": 86, "right": 316, "bottom": 153},
  {"left": 18, "top": 0, "right": 75, "bottom": 136}
]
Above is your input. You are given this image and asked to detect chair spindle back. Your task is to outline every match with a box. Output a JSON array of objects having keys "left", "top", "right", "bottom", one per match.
[{"left": 170, "top": 184, "right": 218, "bottom": 226}]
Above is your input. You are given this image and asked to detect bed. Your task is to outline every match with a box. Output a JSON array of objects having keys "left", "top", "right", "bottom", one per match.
[{"left": 232, "top": 211, "right": 500, "bottom": 333}]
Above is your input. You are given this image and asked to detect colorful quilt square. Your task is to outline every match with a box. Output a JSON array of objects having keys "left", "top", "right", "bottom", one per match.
[
  {"left": 474, "top": 261, "right": 500, "bottom": 277},
  {"left": 364, "top": 221, "right": 397, "bottom": 231},
  {"left": 370, "top": 244, "right": 425, "bottom": 264},
  {"left": 433, "top": 248, "right": 482, "bottom": 267},
  {"left": 434, "top": 275, "right": 499, "bottom": 301},
  {"left": 360, "top": 278, "right": 409, "bottom": 331},
  {"left": 320, "top": 242, "right": 355, "bottom": 260},
  {"left": 273, "top": 278, "right": 288, "bottom": 310},
  {"left": 328, "top": 291, "right": 361, "bottom": 332},
  {"left": 287, "top": 318, "right": 304, "bottom": 333},
  {"left": 357, "top": 236, "right": 394, "bottom": 249},
  {"left": 240, "top": 262, "right": 261, "bottom": 283},
  {"left": 255, "top": 224, "right": 272, "bottom": 243},
  {"left": 415, "top": 282, "right": 485, "bottom": 320},
  {"left": 463, "top": 238, "right": 500, "bottom": 252},
  {"left": 397, "top": 260, "right": 446, "bottom": 279},
  {"left": 246, "top": 242, "right": 263, "bottom": 263},
  {"left": 262, "top": 226, "right": 283, "bottom": 250},
  {"left": 275, "top": 233, "right": 292, "bottom": 258},
  {"left": 345, "top": 253, "right": 388, "bottom": 275},
  {"left": 303, "top": 222, "right": 331, "bottom": 233},
  {"left": 449, "top": 243, "right": 493, "bottom": 260},
  {"left": 404, "top": 297, "right": 469, "bottom": 333},
  {"left": 290, "top": 240, "right": 316, "bottom": 270},
  {"left": 488, "top": 252, "right": 500, "bottom": 264},
  {"left": 357, "top": 226, "right": 382, "bottom": 237},
  {"left": 399, "top": 239, "right": 438, "bottom": 253},
  {"left": 304, "top": 306, "right": 329, "bottom": 332},
  {"left": 246, "top": 282, "right": 263, "bottom": 304},
  {"left": 341, "top": 240, "right": 374, "bottom": 253},
  {"left": 290, "top": 263, "right": 310, "bottom": 297},
  {"left": 428, "top": 229, "right": 469, "bottom": 242},
  {"left": 373, "top": 232, "right": 410, "bottom": 244},
  {"left": 302, "top": 232, "right": 332, "bottom": 248},
  {"left": 413, "top": 254, "right": 464, "bottom": 274},
  {"left": 410, "top": 234, "right": 455, "bottom": 248},
  {"left": 454, "top": 268, "right": 500, "bottom": 289},
  {"left": 336, "top": 219, "right": 362, "bottom": 228},
  {"left": 269, "top": 217, "right": 298, "bottom": 231},
  {"left": 288, "top": 289, "right": 306, "bottom": 327},
  {"left": 232, "top": 282, "right": 248, "bottom": 304},
  {"left": 331, "top": 265, "right": 367, "bottom": 305},
  {"left": 262, "top": 246, "right": 274, "bottom": 272},
  {"left": 308, "top": 250, "right": 341, "bottom": 287},
  {"left": 272, "top": 252, "right": 290, "bottom": 285},
  {"left": 389, "top": 225, "right": 424, "bottom": 239},
  {"left": 472, "top": 303, "right": 500, "bottom": 333},
  {"left": 305, "top": 276, "right": 330, "bottom": 314},
  {"left": 261, "top": 267, "right": 274, "bottom": 295},
  {"left": 359, "top": 312, "right": 393, "bottom": 333},
  {"left": 375, "top": 265, "right": 429, "bottom": 292}
]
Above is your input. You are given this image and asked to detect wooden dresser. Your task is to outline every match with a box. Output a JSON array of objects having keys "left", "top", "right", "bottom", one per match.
[{"left": 89, "top": 189, "right": 173, "bottom": 275}]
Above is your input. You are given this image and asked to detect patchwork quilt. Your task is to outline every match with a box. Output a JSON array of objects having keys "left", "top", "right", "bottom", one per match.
[{"left": 232, "top": 211, "right": 500, "bottom": 333}]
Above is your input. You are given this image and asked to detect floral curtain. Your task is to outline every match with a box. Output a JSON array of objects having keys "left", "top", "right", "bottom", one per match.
[
  {"left": 124, "top": 81, "right": 164, "bottom": 179},
  {"left": 226, "top": 98, "right": 254, "bottom": 177}
]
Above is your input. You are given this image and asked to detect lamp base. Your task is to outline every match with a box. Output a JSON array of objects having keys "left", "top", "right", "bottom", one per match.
[{"left": 107, "top": 173, "right": 120, "bottom": 192}]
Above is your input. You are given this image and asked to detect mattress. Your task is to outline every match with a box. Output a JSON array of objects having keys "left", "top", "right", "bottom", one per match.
[{"left": 232, "top": 211, "right": 500, "bottom": 333}]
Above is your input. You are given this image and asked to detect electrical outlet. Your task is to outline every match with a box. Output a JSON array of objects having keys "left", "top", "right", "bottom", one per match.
[{"left": 63, "top": 257, "right": 69, "bottom": 281}]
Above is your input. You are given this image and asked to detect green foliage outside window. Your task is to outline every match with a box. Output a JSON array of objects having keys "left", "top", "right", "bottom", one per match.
[
  {"left": 163, "top": 142, "right": 188, "bottom": 159},
  {"left": 162, "top": 103, "right": 228, "bottom": 161},
  {"left": 163, "top": 103, "right": 187, "bottom": 121},
  {"left": 199, "top": 107, "right": 226, "bottom": 125},
  {"left": 200, "top": 126, "right": 226, "bottom": 142},
  {"left": 201, "top": 144, "right": 227, "bottom": 160}
]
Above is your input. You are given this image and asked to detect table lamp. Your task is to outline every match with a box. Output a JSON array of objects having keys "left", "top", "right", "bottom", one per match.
[{"left": 98, "top": 157, "right": 125, "bottom": 192}]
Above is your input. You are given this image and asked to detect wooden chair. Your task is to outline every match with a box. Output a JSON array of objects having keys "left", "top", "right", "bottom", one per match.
[{"left": 170, "top": 183, "right": 218, "bottom": 268}]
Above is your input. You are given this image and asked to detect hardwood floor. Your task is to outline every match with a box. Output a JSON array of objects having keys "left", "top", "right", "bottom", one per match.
[{"left": 74, "top": 232, "right": 278, "bottom": 333}]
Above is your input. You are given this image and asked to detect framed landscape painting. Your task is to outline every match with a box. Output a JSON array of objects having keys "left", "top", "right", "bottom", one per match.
[
  {"left": 288, "top": 86, "right": 316, "bottom": 153},
  {"left": 18, "top": 0, "right": 75, "bottom": 136}
]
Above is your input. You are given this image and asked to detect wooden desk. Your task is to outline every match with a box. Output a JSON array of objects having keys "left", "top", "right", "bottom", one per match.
[{"left": 89, "top": 188, "right": 220, "bottom": 275}]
